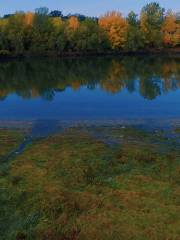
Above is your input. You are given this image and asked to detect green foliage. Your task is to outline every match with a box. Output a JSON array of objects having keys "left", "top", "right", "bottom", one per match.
[
  {"left": 140, "top": 2, "right": 165, "bottom": 48},
  {"left": 125, "top": 11, "right": 144, "bottom": 51},
  {"left": 31, "top": 12, "right": 54, "bottom": 53},
  {"left": 74, "top": 19, "right": 110, "bottom": 51}
]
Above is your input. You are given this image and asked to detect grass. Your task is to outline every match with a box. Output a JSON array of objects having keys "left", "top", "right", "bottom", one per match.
[
  {"left": 0, "top": 128, "right": 25, "bottom": 159},
  {"left": 0, "top": 126, "right": 180, "bottom": 240}
]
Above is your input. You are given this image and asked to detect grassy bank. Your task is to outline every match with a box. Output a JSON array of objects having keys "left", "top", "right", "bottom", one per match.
[{"left": 0, "top": 125, "right": 180, "bottom": 240}]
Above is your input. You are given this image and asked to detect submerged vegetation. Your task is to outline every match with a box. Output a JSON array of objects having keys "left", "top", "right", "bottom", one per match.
[
  {"left": 0, "top": 2, "right": 179, "bottom": 56},
  {"left": 0, "top": 124, "right": 179, "bottom": 239}
]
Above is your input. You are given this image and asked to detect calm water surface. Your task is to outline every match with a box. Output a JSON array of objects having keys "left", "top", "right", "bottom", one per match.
[{"left": 0, "top": 56, "right": 180, "bottom": 121}]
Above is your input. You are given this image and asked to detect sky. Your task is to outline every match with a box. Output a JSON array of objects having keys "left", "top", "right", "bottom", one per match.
[{"left": 0, "top": 0, "right": 179, "bottom": 17}]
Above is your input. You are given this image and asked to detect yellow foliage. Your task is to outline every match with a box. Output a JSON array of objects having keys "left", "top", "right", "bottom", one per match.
[
  {"left": 101, "top": 61, "right": 126, "bottom": 93},
  {"left": 0, "top": 18, "right": 8, "bottom": 28},
  {"left": 99, "top": 11, "right": 128, "bottom": 49},
  {"left": 140, "top": 13, "right": 148, "bottom": 34},
  {"left": 51, "top": 17, "right": 63, "bottom": 29}
]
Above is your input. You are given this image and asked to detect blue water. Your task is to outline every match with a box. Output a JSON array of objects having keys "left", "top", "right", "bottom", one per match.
[{"left": 0, "top": 57, "right": 179, "bottom": 121}]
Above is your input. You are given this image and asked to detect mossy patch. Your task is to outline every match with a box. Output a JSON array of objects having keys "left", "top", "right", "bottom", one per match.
[{"left": 0, "top": 126, "right": 180, "bottom": 240}]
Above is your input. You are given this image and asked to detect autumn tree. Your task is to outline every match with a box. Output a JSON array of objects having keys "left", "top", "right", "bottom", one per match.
[
  {"left": 51, "top": 17, "right": 63, "bottom": 29},
  {"left": 99, "top": 11, "right": 128, "bottom": 49},
  {"left": 63, "top": 16, "right": 79, "bottom": 51},
  {"left": 68, "top": 16, "right": 79, "bottom": 30},
  {"left": 24, "top": 12, "right": 34, "bottom": 26},
  {"left": 3, "top": 12, "right": 27, "bottom": 54},
  {"left": 162, "top": 10, "right": 180, "bottom": 47}
]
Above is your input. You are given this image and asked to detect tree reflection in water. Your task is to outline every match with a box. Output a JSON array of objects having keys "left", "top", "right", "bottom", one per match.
[{"left": 0, "top": 56, "right": 179, "bottom": 101}]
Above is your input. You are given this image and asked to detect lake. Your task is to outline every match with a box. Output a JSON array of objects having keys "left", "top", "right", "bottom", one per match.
[{"left": 0, "top": 56, "right": 180, "bottom": 121}]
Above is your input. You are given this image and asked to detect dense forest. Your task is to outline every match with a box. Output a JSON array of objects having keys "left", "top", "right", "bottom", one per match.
[{"left": 0, "top": 2, "right": 180, "bottom": 56}]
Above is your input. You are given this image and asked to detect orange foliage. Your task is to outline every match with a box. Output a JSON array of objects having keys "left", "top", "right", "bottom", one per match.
[
  {"left": 71, "top": 81, "right": 81, "bottom": 90},
  {"left": 99, "top": 11, "right": 128, "bottom": 49},
  {"left": 24, "top": 12, "right": 34, "bottom": 26},
  {"left": 101, "top": 61, "right": 126, "bottom": 93},
  {"left": 161, "top": 11, "right": 180, "bottom": 47},
  {"left": 68, "top": 16, "right": 79, "bottom": 31}
]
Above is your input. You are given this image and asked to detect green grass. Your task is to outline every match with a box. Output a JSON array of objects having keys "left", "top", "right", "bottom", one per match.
[{"left": 0, "top": 126, "right": 180, "bottom": 240}]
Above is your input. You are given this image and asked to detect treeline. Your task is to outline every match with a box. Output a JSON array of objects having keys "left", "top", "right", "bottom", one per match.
[{"left": 0, "top": 2, "right": 180, "bottom": 56}]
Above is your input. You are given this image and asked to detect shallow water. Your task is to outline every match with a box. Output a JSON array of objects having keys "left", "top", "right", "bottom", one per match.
[{"left": 0, "top": 56, "right": 180, "bottom": 121}]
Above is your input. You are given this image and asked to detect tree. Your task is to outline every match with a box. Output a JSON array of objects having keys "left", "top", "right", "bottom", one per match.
[
  {"left": 49, "top": 10, "right": 63, "bottom": 18},
  {"left": 99, "top": 11, "right": 128, "bottom": 49},
  {"left": 162, "top": 10, "right": 180, "bottom": 47},
  {"left": 68, "top": 16, "right": 79, "bottom": 30},
  {"left": 125, "top": 11, "right": 144, "bottom": 51},
  {"left": 3, "top": 12, "right": 26, "bottom": 54},
  {"left": 51, "top": 17, "right": 63, "bottom": 31},
  {"left": 31, "top": 9, "right": 54, "bottom": 52},
  {"left": 63, "top": 16, "right": 80, "bottom": 51},
  {"left": 140, "top": 2, "right": 165, "bottom": 48},
  {"left": 51, "top": 21, "right": 67, "bottom": 53},
  {"left": 35, "top": 7, "right": 49, "bottom": 15},
  {"left": 0, "top": 19, "right": 8, "bottom": 51},
  {"left": 74, "top": 19, "right": 109, "bottom": 51},
  {"left": 24, "top": 12, "right": 34, "bottom": 26}
]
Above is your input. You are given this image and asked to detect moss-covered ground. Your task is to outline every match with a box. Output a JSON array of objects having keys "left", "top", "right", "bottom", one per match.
[{"left": 0, "top": 125, "right": 180, "bottom": 240}]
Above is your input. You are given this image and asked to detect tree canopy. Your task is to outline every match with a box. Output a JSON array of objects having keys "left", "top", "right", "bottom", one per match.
[{"left": 0, "top": 2, "right": 179, "bottom": 56}]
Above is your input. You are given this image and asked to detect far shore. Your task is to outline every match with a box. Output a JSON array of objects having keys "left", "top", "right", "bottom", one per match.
[{"left": 0, "top": 48, "right": 180, "bottom": 60}]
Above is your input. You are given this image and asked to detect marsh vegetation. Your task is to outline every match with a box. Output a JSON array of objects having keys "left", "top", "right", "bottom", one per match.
[{"left": 0, "top": 124, "right": 179, "bottom": 239}]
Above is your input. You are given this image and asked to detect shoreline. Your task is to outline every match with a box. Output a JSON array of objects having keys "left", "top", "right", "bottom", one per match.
[{"left": 0, "top": 48, "right": 180, "bottom": 60}]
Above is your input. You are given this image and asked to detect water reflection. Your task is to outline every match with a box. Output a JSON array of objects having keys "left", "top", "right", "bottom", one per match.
[{"left": 0, "top": 56, "right": 179, "bottom": 101}]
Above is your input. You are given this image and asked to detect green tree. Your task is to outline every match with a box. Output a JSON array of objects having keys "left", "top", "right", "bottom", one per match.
[
  {"left": 140, "top": 2, "right": 165, "bottom": 48},
  {"left": 125, "top": 11, "right": 144, "bottom": 51},
  {"left": 31, "top": 8, "right": 54, "bottom": 53},
  {"left": 75, "top": 19, "right": 109, "bottom": 51}
]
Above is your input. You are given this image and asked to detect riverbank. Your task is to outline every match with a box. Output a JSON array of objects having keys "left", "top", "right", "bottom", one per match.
[{"left": 0, "top": 48, "right": 180, "bottom": 60}]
